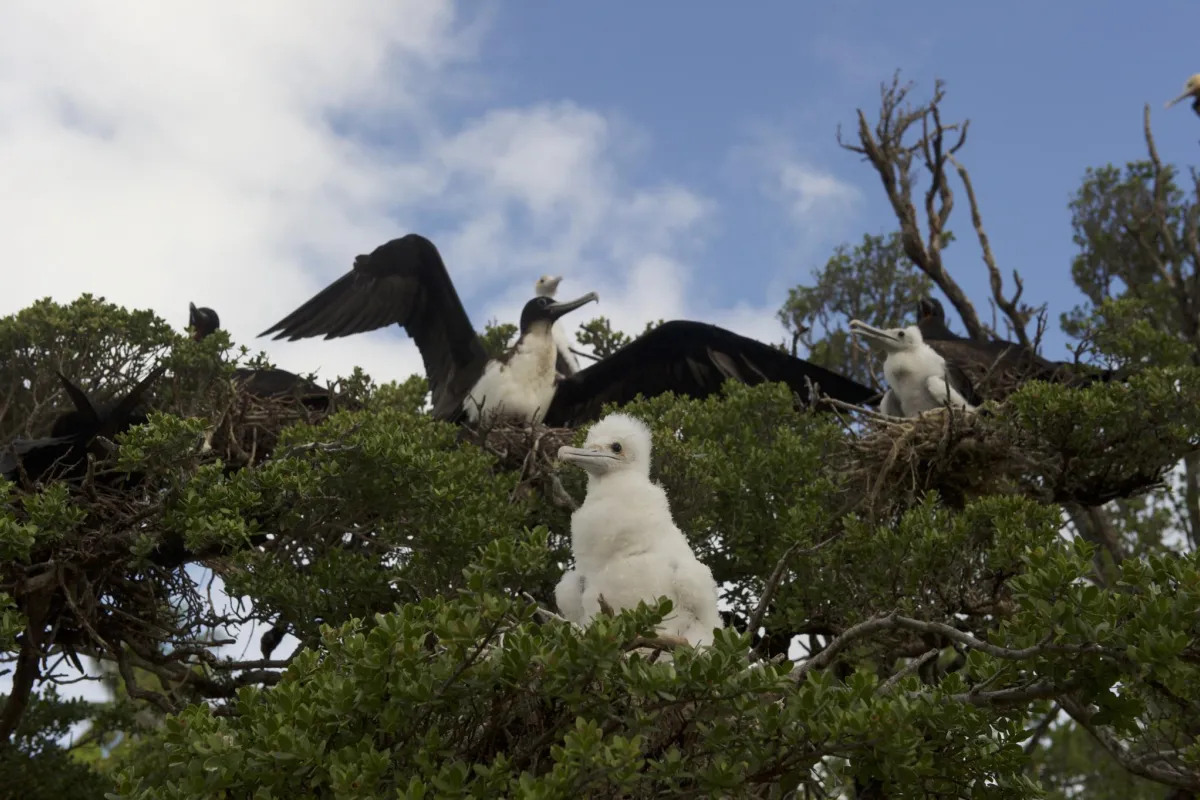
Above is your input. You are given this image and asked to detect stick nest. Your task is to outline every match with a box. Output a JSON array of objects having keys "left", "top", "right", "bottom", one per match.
[
  {"left": 456, "top": 422, "right": 580, "bottom": 509},
  {"left": 841, "top": 404, "right": 1186, "bottom": 513},
  {"left": 195, "top": 378, "right": 360, "bottom": 469}
]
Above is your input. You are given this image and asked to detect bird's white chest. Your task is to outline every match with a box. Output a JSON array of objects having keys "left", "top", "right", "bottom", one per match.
[
  {"left": 884, "top": 349, "right": 943, "bottom": 415},
  {"left": 464, "top": 331, "right": 558, "bottom": 423}
]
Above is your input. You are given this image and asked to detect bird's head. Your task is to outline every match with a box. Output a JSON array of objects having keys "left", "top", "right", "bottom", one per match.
[
  {"left": 916, "top": 297, "right": 945, "bottom": 324},
  {"left": 534, "top": 275, "right": 563, "bottom": 297},
  {"left": 188, "top": 302, "right": 221, "bottom": 342},
  {"left": 558, "top": 412, "right": 652, "bottom": 479},
  {"left": 1165, "top": 73, "right": 1200, "bottom": 109},
  {"left": 849, "top": 320, "right": 925, "bottom": 354},
  {"left": 519, "top": 292, "right": 599, "bottom": 334}
]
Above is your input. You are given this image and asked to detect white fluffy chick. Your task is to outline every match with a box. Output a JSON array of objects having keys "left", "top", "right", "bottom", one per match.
[
  {"left": 849, "top": 320, "right": 976, "bottom": 417},
  {"left": 554, "top": 412, "right": 722, "bottom": 648}
]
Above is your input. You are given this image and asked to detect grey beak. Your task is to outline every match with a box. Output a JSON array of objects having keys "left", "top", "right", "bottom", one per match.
[
  {"left": 1166, "top": 91, "right": 1191, "bottom": 109},
  {"left": 558, "top": 445, "right": 618, "bottom": 467},
  {"left": 547, "top": 292, "right": 599, "bottom": 321},
  {"left": 849, "top": 319, "right": 896, "bottom": 344}
]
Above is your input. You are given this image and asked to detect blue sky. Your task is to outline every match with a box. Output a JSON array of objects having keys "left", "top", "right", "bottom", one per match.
[
  {"left": 4, "top": 1, "right": 1199, "bottom": 385},
  {"left": 481, "top": 0, "right": 1200, "bottom": 355}
]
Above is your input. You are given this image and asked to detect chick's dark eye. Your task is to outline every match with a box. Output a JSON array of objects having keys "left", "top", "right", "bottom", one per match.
[
  {"left": 897, "top": 331, "right": 906, "bottom": 338},
  {"left": 611, "top": 443, "right": 622, "bottom": 454}
]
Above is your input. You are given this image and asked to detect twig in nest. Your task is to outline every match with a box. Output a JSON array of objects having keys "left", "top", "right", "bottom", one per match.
[
  {"left": 569, "top": 347, "right": 601, "bottom": 363},
  {"left": 548, "top": 473, "right": 579, "bottom": 510},
  {"left": 824, "top": 397, "right": 905, "bottom": 423}
]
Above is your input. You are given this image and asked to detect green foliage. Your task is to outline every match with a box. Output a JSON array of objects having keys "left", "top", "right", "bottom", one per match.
[
  {"left": 479, "top": 319, "right": 518, "bottom": 360},
  {"left": 778, "top": 231, "right": 934, "bottom": 384},
  {"left": 8, "top": 99, "right": 1200, "bottom": 799},
  {"left": 0, "top": 688, "right": 113, "bottom": 800},
  {"left": 111, "top": 545, "right": 1044, "bottom": 799},
  {"left": 576, "top": 317, "right": 662, "bottom": 359},
  {"left": 0, "top": 294, "right": 179, "bottom": 439},
  {"left": 1063, "top": 162, "right": 1190, "bottom": 339}
]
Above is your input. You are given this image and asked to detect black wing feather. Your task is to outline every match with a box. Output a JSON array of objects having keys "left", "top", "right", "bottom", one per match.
[
  {"left": 544, "top": 320, "right": 877, "bottom": 427},
  {"left": 3, "top": 368, "right": 165, "bottom": 484},
  {"left": 259, "top": 234, "right": 490, "bottom": 420}
]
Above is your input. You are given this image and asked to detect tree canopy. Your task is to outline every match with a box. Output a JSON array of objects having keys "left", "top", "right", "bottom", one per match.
[{"left": 4, "top": 74, "right": 1200, "bottom": 799}]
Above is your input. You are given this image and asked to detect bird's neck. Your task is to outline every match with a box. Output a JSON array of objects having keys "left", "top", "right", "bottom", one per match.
[{"left": 512, "top": 327, "right": 558, "bottom": 367}]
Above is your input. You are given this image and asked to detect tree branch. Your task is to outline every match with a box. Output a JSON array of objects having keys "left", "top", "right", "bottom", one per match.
[
  {"left": 1062, "top": 696, "right": 1200, "bottom": 791},
  {"left": 946, "top": 154, "right": 1031, "bottom": 346},
  {"left": 839, "top": 73, "right": 988, "bottom": 341}
]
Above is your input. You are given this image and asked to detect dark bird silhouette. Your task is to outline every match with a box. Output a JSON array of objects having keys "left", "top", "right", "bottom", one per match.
[
  {"left": 258, "top": 234, "right": 599, "bottom": 423},
  {"left": 915, "top": 297, "right": 1112, "bottom": 402},
  {"left": 188, "top": 303, "right": 331, "bottom": 404},
  {"left": 1165, "top": 74, "right": 1200, "bottom": 118},
  {"left": 1, "top": 368, "right": 165, "bottom": 486},
  {"left": 542, "top": 320, "right": 879, "bottom": 427},
  {"left": 259, "top": 235, "right": 877, "bottom": 427}
]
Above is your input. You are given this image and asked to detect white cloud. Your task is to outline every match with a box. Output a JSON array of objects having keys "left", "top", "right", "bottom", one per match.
[
  {"left": 0, "top": 2, "right": 741, "bottom": 388},
  {"left": 777, "top": 161, "right": 862, "bottom": 220},
  {"left": 727, "top": 125, "right": 863, "bottom": 252}
]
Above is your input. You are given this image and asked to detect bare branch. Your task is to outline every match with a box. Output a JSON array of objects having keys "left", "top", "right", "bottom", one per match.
[
  {"left": 790, "top": 610, "right": 1124, "bottom": 686},
  {"left": 947, "top": 154, "right": 1031, "bottom": 346},
  {"left": 839, "top": 73, "right": 989, "bottom": 340}
]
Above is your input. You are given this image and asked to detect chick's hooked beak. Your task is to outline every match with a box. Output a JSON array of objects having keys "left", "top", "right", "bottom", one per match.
[
  {"left": 558, "top": 443, "right": 621, "bottom": 475},
  {"left": 849, "top": 319, "right": 900, "bottom": 347}
]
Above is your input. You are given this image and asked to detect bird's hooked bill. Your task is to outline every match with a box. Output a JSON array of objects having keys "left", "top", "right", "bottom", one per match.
[
  {"left": 1165, "top": 92, "right": 1191, "bottom": 109},
  {"left": 558, "top": 445, "right": 618, "bottom": 466},
  {"left": 547, "top": 292, "right": 600, "bottom": 320},
  {"left": 188, "top": 302, "right": 203, "bottom": 340},
  {"left": 848, "top": 319, "right": 896, "bottom": 342}
]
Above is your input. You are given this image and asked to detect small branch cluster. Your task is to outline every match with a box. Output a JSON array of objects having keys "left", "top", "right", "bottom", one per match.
[
  {"left": 457, "top": 421, "right": 580, "bottom": 509},
  {"left": 839, "top": 72, "right": 1034, "bottom": 345}
]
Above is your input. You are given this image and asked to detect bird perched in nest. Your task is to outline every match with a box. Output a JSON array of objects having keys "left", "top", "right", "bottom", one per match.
[
  {"left": 915, "top": 297, "right": 1114, "bottom": 402},
  {"left": 1165, "top": 73, "right": 1200, "bottom": 118},
  {"left": 849, "top": 319, "right": 979, "bottom": 417},
  {"left": 554, "top": 413, "right": 722, "bottom": 648},
  {"left": 1, "top": 368, "right": 165, "bottom": 486},
  {"left": 258, "top": 233, "right": 874, "bottom": 429},
  {"left": 188, "top": 302, "right": 331, "bottom": 405},
  {"left": 533, "top": 274, "right": 588, "bottom": 379}
]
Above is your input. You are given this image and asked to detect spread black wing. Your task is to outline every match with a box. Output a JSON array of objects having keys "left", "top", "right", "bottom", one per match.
[
  {"left": 2, "top": 367, "right": 164, "bottom": 485},
  {"left": 924, "top": 336, "right": 1109, "bottom": 403},
  {"left": 917, "top": 296, "right": 1110, "bottom": 402},
  {"left": 543, "top": 320, "right": 878, "bottom": 427},
  {"left": 259, "top": 234, "right": 489, "bottom": 420}
]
